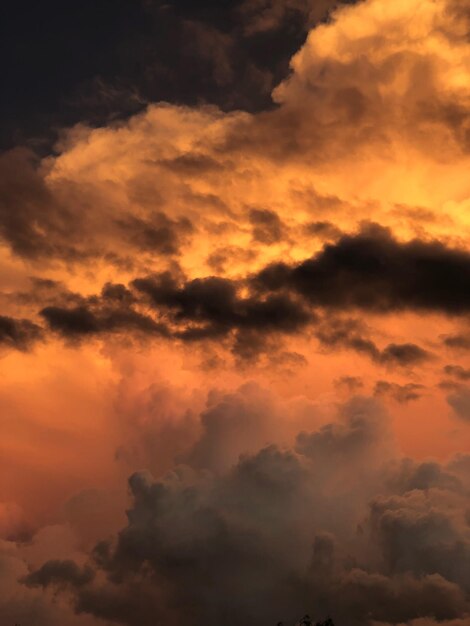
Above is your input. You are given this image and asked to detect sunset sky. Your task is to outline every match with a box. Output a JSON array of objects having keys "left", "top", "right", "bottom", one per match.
[{"left": 1, "top": 1, "right": 470, "bottom": 625}]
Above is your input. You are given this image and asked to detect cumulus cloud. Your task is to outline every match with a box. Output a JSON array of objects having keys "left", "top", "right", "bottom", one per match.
[
  {"left": 3, "top": 0, "right": 470, "bottom": 276},
  {"left": 261, "top": 0, "right": 470, "bottom": 160},
  {"left": 2, "top": 1, "right": 470, "bottom": 625},
  {"left": 22, "top": 391, "right": 470, "bottom": 626}
]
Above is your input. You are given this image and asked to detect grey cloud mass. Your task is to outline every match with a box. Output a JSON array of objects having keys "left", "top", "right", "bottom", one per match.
[{"left": 23, "top": 391, "right": 470, "bottom": 626}]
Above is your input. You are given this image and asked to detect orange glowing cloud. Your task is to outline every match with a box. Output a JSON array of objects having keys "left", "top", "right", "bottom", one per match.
[{"left": 1, "top": 1, "right": 470, "bottom": 625}]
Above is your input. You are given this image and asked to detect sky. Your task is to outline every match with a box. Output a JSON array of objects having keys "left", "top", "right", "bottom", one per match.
[{"left": 1, "top": 1, "right": 470, "bottom": 625}]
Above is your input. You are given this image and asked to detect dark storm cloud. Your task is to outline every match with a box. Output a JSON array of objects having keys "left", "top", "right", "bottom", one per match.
[
  {"left": 132, "top": 273, "right": 311, "bottom": 339},
  {"left": 22, "top": 393, "right": 470, "bottom": 626},
  {"left": 41, "top": 305, "right": 166, "bottom": 339},
  {"left": 40, "top": 306, "right": 101, "bottom": 336},
  {"left": 37, "top": 273, "right": 310, "bottom": 360},
  {"left": 0, "top": 315, "right": 43, "bottom": 351},
  {"left": 42, "top": 293, "right": 429, "bottom": 367},
  {"left": 254, "top": 224, "right": 470, "bottom": 314},
  {"left": 0, "top": 0, "right": 351, "bottom": 150},
  {"left": 6, "top": 223, "right": 466, "bottom": 357},
  {"left": 33, "top": 222, "right": 468, "bottom": 360},
  {"left": 38, "top": 281, "right": 166, "bottom": 339},
  {"left": 134, "top": 213, "right": 470, "bottom": 334}
]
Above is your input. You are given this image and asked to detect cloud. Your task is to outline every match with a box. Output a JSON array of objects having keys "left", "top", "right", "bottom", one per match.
[
  {"left": 22, "top": 392, "right": 470, "bottom": 626},
  {"left": 0, "top": 148, "right": 77, "bottom": 259},
  {"left": 444, "top": 365, "right": 470, "bottom": 381},
  {"left": 22, "top": 559, "right": 94, "bottom": 589},
  {"left": 2, "top": 1, "right": 470, "bottom": 625},
  {"left": 2, "top": 0, "right": 350, "bottom": 149},
  {"left": 114, "top": 212, "right": 193, "bottom": 256},
  {"left": 0, "top": 543, "right": 99, "bottom": 626},
  {"left": 16, "top": 222, "right": 462, "bottom": 362},
  {"left": 183, "top": 383, "right": 284, "bottom": 472},
  {"left": 0, "top": 315, "right": 43, "bottom": 351},
  {"left": 2, "top": 0, "right": 470, "bottom": 282},
  {"left": 443, "top": 334, "right": 470, "bottom": 351},
  {"left": 255, "top": 224, "right": 470, "bottom": 315},
  {"left": 249, "top": 208, "right": 285, "bottom": 244},
  {"left": 133, "top": 273, "right": 311, "bottom": 341},
  {"left": 304, "top": 221, "right": 343, "bottom": 241},
  {"left": 237, "top": 0, "right": 345, "bottom": 35},
  {"left": 379, "top": 344, "right": 431, "bottom": 368},
  {"left": 41, "top": 304, "right": 165, "bottom": 340},
  {"left": 447, "top": 386, "right": 470, "bottom": 421},
  {"left": 374, "top": 381, "right": 425, "bottom": 404},
  {"left": 334, "top": 375, "right": 364, "bottom": 394},
  {"left": 314, "top": 317, "right": 432, "bottom": 367},
  {"left": 257, "top": 0, "right": 470, "bottom": 161},
  {"left": 369, "top": 491, "right": 470, "bottom": 588},
  {"left": 3, "top": 0, "right": 470, "bottom": 276},
  {"left": 295, "top": 396, "right": 394, "bottom": 472},
  {"left": 37, "top": 272, "right": 311, "bottom": 357}
]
